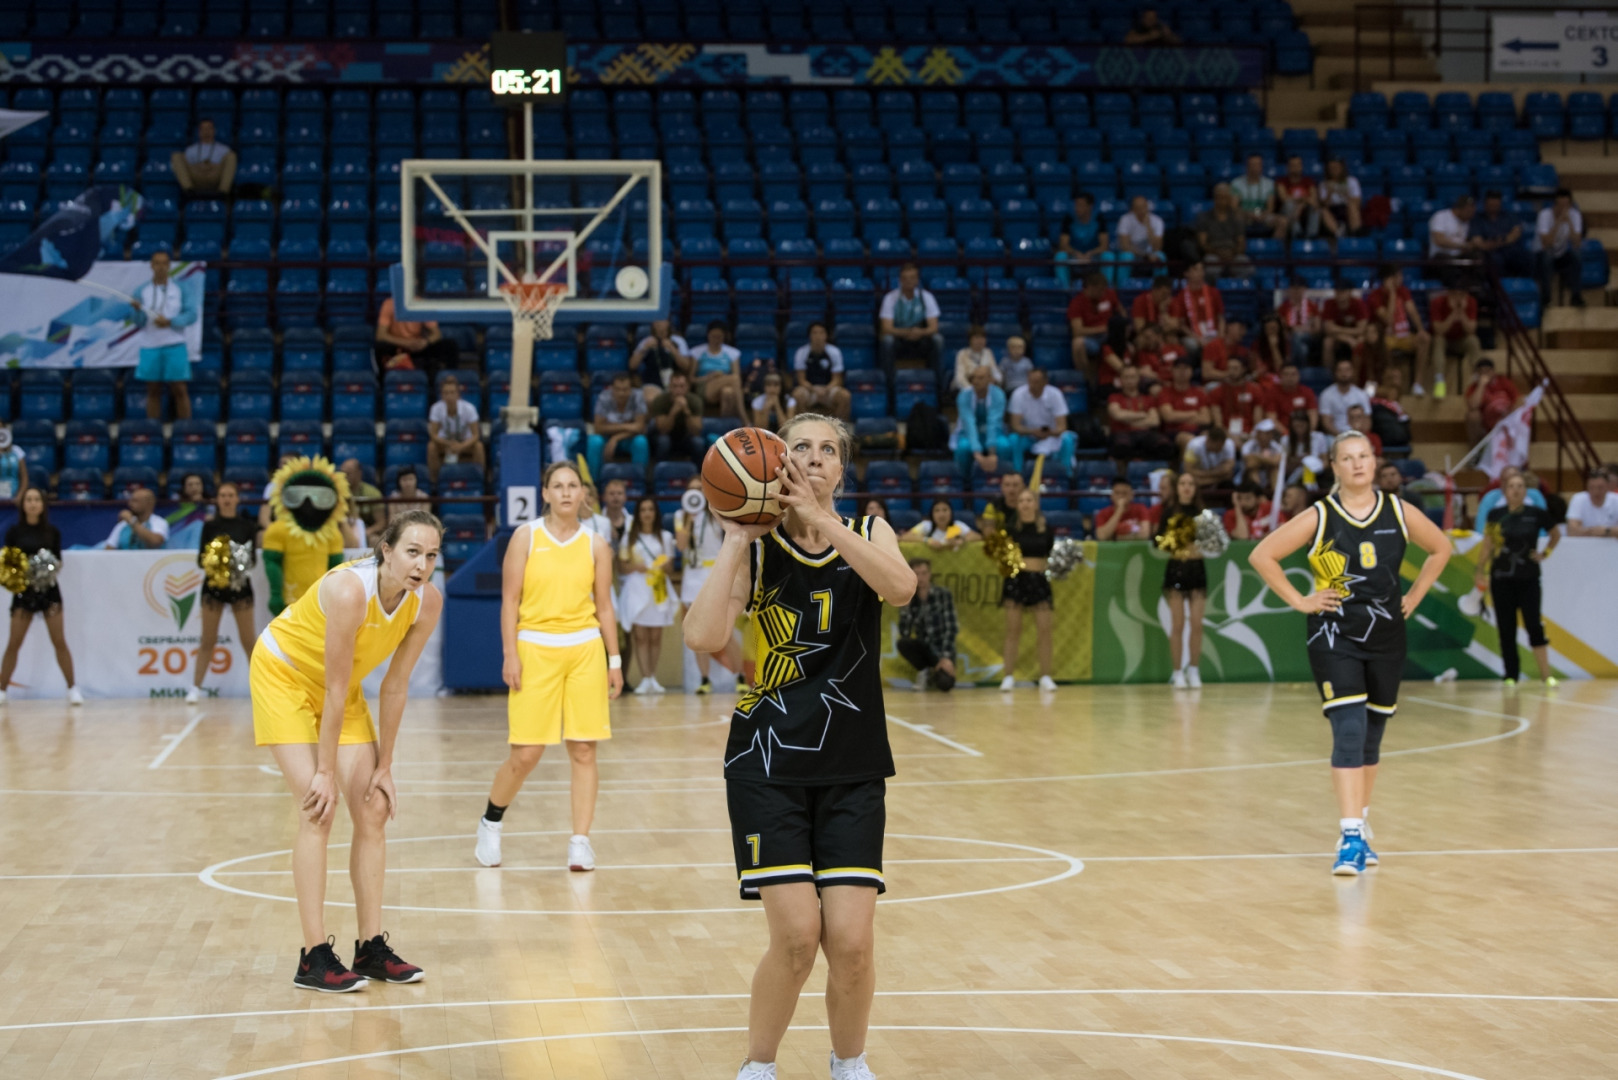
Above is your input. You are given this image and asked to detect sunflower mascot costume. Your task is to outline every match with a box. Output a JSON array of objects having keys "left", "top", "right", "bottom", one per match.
[{"left": 261, "top": 456, "right": 351, "bottom": 615}]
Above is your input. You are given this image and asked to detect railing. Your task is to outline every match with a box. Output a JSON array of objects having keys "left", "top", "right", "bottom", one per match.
[{"left": 1353, "top": 2, "right": 1617, "bottom": 89}]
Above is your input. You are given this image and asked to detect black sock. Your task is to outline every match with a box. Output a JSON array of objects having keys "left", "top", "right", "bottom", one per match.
[{"left": 484, "top": 801, "right": 507, "bottom": 823}]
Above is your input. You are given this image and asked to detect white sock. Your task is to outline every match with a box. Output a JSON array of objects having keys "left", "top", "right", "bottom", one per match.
[
  {"left": 1362, "top": 806, "right": 1371, "bottom": 820},
  {"left": 832, "top": 1052, "right": 865, "bottom": 1070},
  {"left": 1340, "top": 817, "right": 1364, "bottom": 834}
]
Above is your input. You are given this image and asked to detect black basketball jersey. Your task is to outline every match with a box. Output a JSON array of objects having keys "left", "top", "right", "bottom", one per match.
[
  {"left": 1306, "top": 491, "right": 1409, "bottom": 653},
  {"left": 724, "top": 515, "right": 893, "bottom": 785}
]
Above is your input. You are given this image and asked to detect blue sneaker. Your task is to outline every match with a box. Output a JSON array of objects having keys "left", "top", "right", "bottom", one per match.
[
  {"left": 1361, "top": 821, "right": 1379, "bottom": 867},
  {"left": 1333, "top": 831, "right": 1368, "bottom": 876}
]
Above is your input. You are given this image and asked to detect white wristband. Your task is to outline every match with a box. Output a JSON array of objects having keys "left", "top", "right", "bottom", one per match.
[{"left": 608, "top": 655, "right": 622, "bottom": 670}]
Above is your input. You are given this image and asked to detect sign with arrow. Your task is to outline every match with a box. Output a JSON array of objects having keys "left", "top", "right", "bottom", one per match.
[{"left": 1493, "top": 12, "right": 1618, "bottom": 74}]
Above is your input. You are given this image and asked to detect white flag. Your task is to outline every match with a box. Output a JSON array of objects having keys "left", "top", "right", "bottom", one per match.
[{"left": 1482, "top": 384, "right": 1545, "bottom": 480}]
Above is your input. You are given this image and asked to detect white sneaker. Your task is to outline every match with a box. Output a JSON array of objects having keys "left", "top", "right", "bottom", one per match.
[
  {"left": 1170, "top": 669, "right": 1187, "bottom": 688},
  {"left": 568, "top": 834, "right": 595, "bottom": 872},
  {"left": 648, "top": 678, "right": 668, "bottom": 694},
  {"left": 0, "top": 689, "right": 8, "bottom": 705},
  {"left": 68, "top": 687, "right": 83, "bottom": 706},
  {"left": 1411, "top": 382, "right": 1426, "bottom": 398},
  {"left": 635, "top": 676, "right": 654, "bottom": 695},
  {"left": 475, "top": 818, "right": 503, "bottom": 867},
  {"left": 185, "top": 685, "right": 201, "bottom": 704},
  {"left": 1038, "top": 675, "right": 1058, "bottom": 691},
  {"left": 1186, "top": 666, "right": 1202, "bottom": 688},
  {"left": 736, "top": 1062, "right": 776, "bottom": 1080},
  {"left": 999, "top": 675, "right": 1015, "bottom": 691},
  {"left": 830, "top": 1051, "right": 877, "bottom": 1079}
]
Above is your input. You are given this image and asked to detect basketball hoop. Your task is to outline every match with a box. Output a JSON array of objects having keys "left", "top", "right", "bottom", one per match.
[{"left": 499, "top": 280, "right": 568, "bottom": 341}]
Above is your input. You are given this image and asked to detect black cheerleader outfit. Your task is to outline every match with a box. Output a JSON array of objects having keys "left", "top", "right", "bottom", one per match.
[
  {"left": 1002, "top": 519, "right": 1055, "bottom": 608},
  {"left": 5, "top": 521, "right": 62, "bottom": 615},
  {"left": 1156, "top": 509, "right": 1208, "bottom": 593},
  {"left": 198, "top": 515, "right": 259, "bottom": 608}
]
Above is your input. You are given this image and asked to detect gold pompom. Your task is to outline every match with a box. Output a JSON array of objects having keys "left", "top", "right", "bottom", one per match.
[
  {"left": 982, "top": 529, "right": 1025, "bottom": 578},
  {"left": 1155, "top": 513, "right": 1197, "bottom": 558},
  {"left": 201, "top": 534, "right": 235, "bottom": 590},
  {"left": 0, "top": 546, "right": 29, "bottom": 594}
]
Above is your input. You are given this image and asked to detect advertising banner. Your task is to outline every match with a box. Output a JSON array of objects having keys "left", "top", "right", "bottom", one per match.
[
  {"left": 0, "top": 260, "right": 204, "bottom": 369},
  {"left": 3, "top": 551, "right": 443, "bottom": 700}
]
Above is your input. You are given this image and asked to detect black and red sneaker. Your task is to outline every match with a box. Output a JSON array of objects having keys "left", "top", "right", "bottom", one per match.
[
  {"left": 293, "top": 938, "right": 367, "bottom": 993},
  {"left": 352, "top": 933, "right": 425, "bottom": 984}
]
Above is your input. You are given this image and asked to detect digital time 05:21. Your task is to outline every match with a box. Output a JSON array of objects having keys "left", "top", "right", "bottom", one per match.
[{"left": 491, "top": 68, "right": 563, "bottom": 95}]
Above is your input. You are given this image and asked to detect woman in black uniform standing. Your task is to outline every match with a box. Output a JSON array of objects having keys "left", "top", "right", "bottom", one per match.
[
  {"left": 1249, "top": 431, "right": 1451, "bottom": 876},
  {"left": 998, "top": 487, "right": 1058, "bottom": 692},
  {"left": 188, "top": 479, "right": 260, "bottom": 704},
  {"left": 684, "top": 413, "right": 917, "bottom": 1080},
  {"left": 1473, "top": 470, "right": 1560, "bottom": 686},
  {"left": 1155, "top": 471, "right": 1210, "bottom": 688},
  {"left": 0, "top": 487, "right": 80, "bottom": 705}
]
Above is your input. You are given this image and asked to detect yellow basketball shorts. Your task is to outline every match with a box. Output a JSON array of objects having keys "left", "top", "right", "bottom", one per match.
[
  {"left": 508, "top": 638, "right": 612, "bottom": 745},
  {"left": 250, "top": 645, "right": 376, "bottom": 746}
]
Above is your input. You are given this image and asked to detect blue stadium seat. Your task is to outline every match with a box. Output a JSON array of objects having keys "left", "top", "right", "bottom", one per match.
[
  {"left": 58, "top": 468, "right": 106, "bottom": 502},
  {"left": 279, "top": 374, "right": 326, "bottom": 422},
  {"left": 19, "top": 371, "right": 65, "bottom": 422},
  {"left": 440, "top": 514, "right": 487, "bottom": 569},
  {"left": 69, "top": 370, "right": 117, "bottom": 422},
  {"left": 383, "top": 419, "right": 430, "bottom": 469},
  {"left": 277, "top": 419, "right": 325, "bottom": 461},
  {"left": 63, "top": 420, "right": 111, "bottom": 473},
  {"left": 224, "top": 419, "right": 272, "bottom": 472},
  {"left": 331, "top": 418, "right": 378, "bottom": 470},
  {"left": 332, "top": 371, "right": 378, "bottom": 420},
  {"left": 116, "top": 419, "right": 165, "bottom": 473}
]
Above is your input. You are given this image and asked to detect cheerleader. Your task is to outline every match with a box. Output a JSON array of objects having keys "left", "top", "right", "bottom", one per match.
[
  {"left": 1155, "top": 471, "right": 1209, "bottom": 687},
  {"left": 252, "top": 511, "right": 443, "bottom": 990},
  {"left": 1249, "top": 431, "right": 1451, "bottom": 875},
  {"left": 188, "top": 480, "right": 259, "bottom": 704},
  {"left": 0, "top": 488, "right": 79, "bottom": 705},
  {"left": 998, "top": 488, "right": 1057, "bottom": 692},
  {"left": 477, "top": 461, "right": 623, "bottom": 872},
  {"left": 675, "top": 476, "right": 744, "bottom": 694},
  {"left": 619, "top": 495, "right": 679, "bottom": 694}
]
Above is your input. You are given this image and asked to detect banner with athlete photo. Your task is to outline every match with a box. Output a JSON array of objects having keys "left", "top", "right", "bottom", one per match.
[
  {"left": 2, "top": 551, "right": 442, "bottom": 700},
  {"left": 0, "top": 259, "right": 205, "bottom": 369}
]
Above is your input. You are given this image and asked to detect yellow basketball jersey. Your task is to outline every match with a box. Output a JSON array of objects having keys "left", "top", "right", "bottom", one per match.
[
  {"left": 258, "top": 557, "right": 424, "bottom": 687},
  {"left": 517, "top": 519, "right": 600, "bottom": 634}
]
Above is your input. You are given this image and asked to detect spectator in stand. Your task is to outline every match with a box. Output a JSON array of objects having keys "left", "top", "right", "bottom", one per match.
[
  {"left": 863, "top": 498, "right": 891, "bottom": 524},
  {"left": 1429, "top": 283, "right": 1481, "bottom": 400},
  {"left": 750, "top": 371, "right": 796, "bottom": 432},
  {"left": 1277, "top": 279, "right": 1322, "bottom": 366},
  {"left": 1281, "top": 481, "right": 1313, "bottom": 519},
  {"left": 1095, "top": 477, "right": 1156, "bottom": 540},
  {"left": 895, "top": 558, "right": 960, "bottom": 692},
  {"left": 1276, "top": 155, "right": 1320, "bottom": 239},
  {"left": 1463, "top": 357, "right": 1521, "bottom": 444},
  {"left": 1536, "top": 189, "right": 1586, "bottom": 308},
  {"left": 1055, "top": 192, "right": 1109, "bottom": 287},
  {"left": 1210, "top": 354, "right": 1267, "bottom": 438},
  {"left": 909, "top": 498, "right": 980, "bottom": 549},
  {"left": 170, "top": 118, "right": 236, "bottom": 196},
  {"left": 1282, "top": 410, "right": 1333, "bottom": 492},
  {"left": 1347, "top": 404, "right": 1382, "bottom": 456},
  {"left": 1106, "top": 363, "right": 1170, "bottom": 465},
  {"left": 1201, "top": 318, "right": 1251, "bottom": 384},
  {"left": 1565, "top": 468, "right": 1618, "bottom": 538},
  {"left": 426, "top": 374, "right": 486, "bottom": 482},
  {"left": 628, "top": 319, "right": 691, "bottom": 404},
  {"left": 1114, "top": 195, "right": 1165, "bottom": 271},
  {"left": 339, "top": 458, "right": 383, "bottom": 534},
  {"left": 1318, "top": 158, "right": 1363, "bottom": 239},
  {"left": 952, "top": 325, "right": 1000, "bottom": 392},
  {"left": 374, "top": 296, "right": 457, "bottom": 381},
  {"left": 1469, "top": 190, "right": 1532, "bottom": 280},
  {"left": 1231, "top": 154, "right": 1285, "bottom": 239},
  {"left": 1155, "top": 357, "right": 1212, "bottom": 453},
  {"left": 1367, "top": 264, "right": 1431, "bottom": 395},
  {"left": 1428, "top": 194, "right": 1478, "bottom": 283},
  {"left": 1376, "top": 461, "right": 1407, "bottom": 499},
  {"left": 1268, "top": 362, "right": 1320, "bottom": 432},
  {"left": 1000, "top": 334, "right": 1033, "bottom": 394},
  {"left": 101, "top": 486, "right": 170, "bottom": 549},
  {"left": 1132, "top": 325, "right": 1183, "bottom": 388},
  {"left": 131, "top": 249, "right": 196, "bottom": 421},
  {"left": 1006, "top": 367, "right": 1077, "bottom": 474},
  {"left": 792, "top": 322, "right": 851, "bottom": 420},
  {"left": 649, "top": 371, "right": 706, "bottom": 464},
  {"left": 385, "top": 467, "right": 433, "bottom": 525},
  {"left": 1172, "top": 260, "right": 1225, "bottom": 360},
  {"left": 688, "top": 320, "right": 749, "bottom": 424},
  {"left": 878, "top": 263, "right": 944, "bottom": 377},
  {"left": 954, "top": 364, "right": 1008, "bottom": 480},
  {"left": 1194, "top": 184, "right": 1251, "bottom": 279},
  {"left": 1318, "top": 357, "right": 1372, "bottom": 435},
  {"left": 1184, "top": 424, "right": 1238, "bottom": 490},
  {"left": 1321, "top": 278, "right": 1374, "bottom": 373},
  {"left": 1253, "top": 314, "right": 1291, "bottom": 377},
  {"left": 586, "top": 370, "right": 650, "bottom": 481},
  {"left": 1067, "top": 271, "right": 1123, "bottom": 375},
  {"left": 1131, "top": 275, "right": 1182, "bottom": 340},
  {"left": 1241, "top": 419, "right": 1285, "bottom": 491},
  {"left": 1124, "top": 6, "right": 1181, "bottom": 43},
  {"left": 1225, "top": 479, "right": 1281, "bottom": 540}
]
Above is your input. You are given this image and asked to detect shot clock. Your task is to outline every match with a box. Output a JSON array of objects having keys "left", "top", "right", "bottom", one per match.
[{"left": 488, "top": 31, "right": 568, "bottom": 103}]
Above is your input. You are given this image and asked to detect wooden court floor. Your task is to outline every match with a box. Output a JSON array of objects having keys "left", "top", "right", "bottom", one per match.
[{"left": 2, "top": 680, "right": 1616, "bottom": 1079}]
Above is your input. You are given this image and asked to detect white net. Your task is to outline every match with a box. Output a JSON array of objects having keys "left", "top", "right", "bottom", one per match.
[{"left": 499, "top": 281, "right": 568, "bottom": 341}]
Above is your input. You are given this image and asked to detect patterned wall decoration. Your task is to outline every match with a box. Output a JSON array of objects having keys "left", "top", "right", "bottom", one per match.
[{"left": 0, "top": 40, "right": 1263, "bottom": 88}]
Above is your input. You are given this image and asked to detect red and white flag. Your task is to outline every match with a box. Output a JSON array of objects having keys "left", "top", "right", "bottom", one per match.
[{"left": 1481, "top": 384, "right": 1545, "bottom": 480}]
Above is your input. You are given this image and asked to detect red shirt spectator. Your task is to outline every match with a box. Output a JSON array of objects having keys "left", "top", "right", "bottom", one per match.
[
  {"left": 1068, "top": 287, "right": 1122, "bottom": 330},
  {"left": 1107, "top": 387, "right": 1158, "bottom": 434},
  {"left": 1134, "top": 348, "right": 1175, "bottom": 386},
  {"left": 1277, "top": 176, "right": 1314, "bottom": 203},
  {"left": 1224, "top": 500, "right": 1282, "bottom": 539},
  {"left": 1097, "top": 342, "right": 1132, "bottom": 387},
  {"left": 1172, "top": 280, "right": 1224, "bottom": 340},
  {"left": 1131, "top": 289, "right": 1171, "bottom": 329},
  {"left": 1096, "top": 501, "right": 1156, "bottom": 540},
  {"left": 1211, "top": 378, "right": 1266, "bottom": 435},
  {"left": 1199, "top": 337, "right": 1252, "bottom": 382},
  {"left": 1429, "top": 291, "right": 1478, "bottom": 341},
  {"left": 1466, "top": 368, "right": 1521, "bottom": 430},
  {"left": 1366, "top": 283, "right": 1417, "bottom": 337},
  {"left": 1156, "top": 383, "right": 1211, "bottom": 435},
  {"left": 1269, "top": 381, "right": 1318, "bottom": 422},
  {"left": 1279, "top": 295, "right": 1319, "bottom": 332},
  {"left": 1321, "top": 294, "right": 1367, "bottom": 329}
]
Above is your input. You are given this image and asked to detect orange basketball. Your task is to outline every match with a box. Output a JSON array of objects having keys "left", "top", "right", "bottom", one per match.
[{"left": 701, "top": 427, "right": 788, "bottom": 526}]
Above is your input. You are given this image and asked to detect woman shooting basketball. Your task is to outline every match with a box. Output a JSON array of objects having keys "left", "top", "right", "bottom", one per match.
[
  {"left": 252, "top": 511, "right": 443, "bottom": 991},
  {"left": 685, "top": 414, "right": 917, "bottom": 1080},
  {"left": 476, "top": 461, "right": 622, "bottom": 873},
  {"left": 1249, "top": 432, "right": 1451, "bottom": 875}
]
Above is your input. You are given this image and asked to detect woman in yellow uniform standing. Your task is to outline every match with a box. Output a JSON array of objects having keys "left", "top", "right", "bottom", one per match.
[
  {"left": 252, "top": 510, "right": 444, "bottom": 993},
  {"left": 475, "top": 461, "right": 623, "bottom": 872}
]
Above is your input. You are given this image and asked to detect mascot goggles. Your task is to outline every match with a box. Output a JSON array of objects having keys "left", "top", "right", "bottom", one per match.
[{"left": 282, "top": 485, "right": 339, "bottom": 511}]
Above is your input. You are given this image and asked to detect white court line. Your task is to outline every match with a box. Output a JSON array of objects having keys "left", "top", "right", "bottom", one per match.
[
  {"left": 886, "top": 712, "right": 983, "bottom": 756},
  {"left": 9, "top": 986, "right": 1615, "bottom": 1035},
  {"left": 147, "top": 709, "right": 205, "bottom": 770},
  {"left": 207, "top": 1023, "right": 1494, "bottom": 1080},
  {"left": 1517, "top": 692, "right": 1618, "bottom": 716}
]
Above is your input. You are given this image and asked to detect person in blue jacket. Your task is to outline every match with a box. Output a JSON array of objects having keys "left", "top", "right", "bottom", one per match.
[
  {"left": 130, "top": 249, "right": 199, "bottom": 420},
  {"left": 953, "top": 364, "right": 1010, "bottom": 479}
]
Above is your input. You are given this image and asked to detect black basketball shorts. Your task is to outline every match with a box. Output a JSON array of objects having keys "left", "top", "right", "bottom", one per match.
[
  {"left": 726, "top": 778, "right": 886, "bottom": 900},
  {"left": 1307, "top": 643, "right": 1404, "bottom": 719}
]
